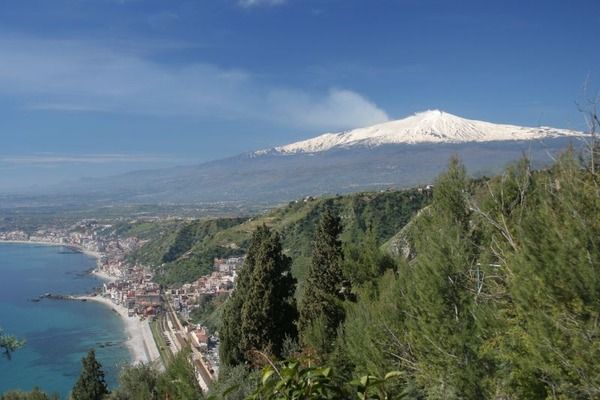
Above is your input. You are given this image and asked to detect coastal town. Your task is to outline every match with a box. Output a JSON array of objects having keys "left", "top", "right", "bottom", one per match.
[{"left": 0, "top": 222, "right": 243, "bottom": 390}]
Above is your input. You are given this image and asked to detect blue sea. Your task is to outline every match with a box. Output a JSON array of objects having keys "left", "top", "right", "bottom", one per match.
[{"left": 0, "top": 243, "right": 131, "bottom": 398}]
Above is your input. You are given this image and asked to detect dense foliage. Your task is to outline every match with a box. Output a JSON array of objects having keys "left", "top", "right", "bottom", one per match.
[
  {"left": 94, "top": 349, "right": 199, "bottom": 400},
  {"left": 221, "top": 225, "right": 297, "bottom": 366},
  {"left": 71, "top": 350, "right": 110, "bottom": 400},
  {"left": 217, "top": 149, "right": 600, "bottom": 399},
  {"left": 131, "top": 218, "right": 247, "bottom": 286},
  {"left": 108, "top": 363, "right": 160, "bottom": 400},
  {"left": 155, "top": 349, "right": 203, "bottom": 400},
  {"left": 0, "top": 389, "right": 59, "bottom": 400},
  {"left": 189, "top": 293, "right": 228, "bottom": 333},
  {"left": 247, "top": 360, "right": 407, "bottom": 400},
  {"left": 341, "top": 151, "right": 600, "bottom": 398},
  {"left": 298, "top": 206, "right": 346, "bottom": 356}
]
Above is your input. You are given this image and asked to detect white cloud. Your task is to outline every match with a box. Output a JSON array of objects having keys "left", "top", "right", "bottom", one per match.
[
  {"left": 267, "top": 88, "right": 389, "bottom": 129},
  {"left": 0, "top": 36, "right": 388, "bottom": 131},
  {"left": 238, "top": 0, "right": 287, "bottom": 7}
]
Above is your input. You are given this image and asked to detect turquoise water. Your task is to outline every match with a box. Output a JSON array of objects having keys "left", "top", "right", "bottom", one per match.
[{"left": 0, "top": 243, "right": 131, "bottom": 398}]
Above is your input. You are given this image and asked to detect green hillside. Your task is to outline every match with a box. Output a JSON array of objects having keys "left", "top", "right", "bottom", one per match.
[{"left": 129, "top": 189, "right": 431, "bottom": 287}]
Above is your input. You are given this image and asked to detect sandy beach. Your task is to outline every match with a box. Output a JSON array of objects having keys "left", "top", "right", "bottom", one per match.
[
  {"left": 77, "top": 295, "right": 162, "bottom": 367},
  {"left": 2, "top": 239, "right": 161, "bottom": 367},
  {"left": 91, "top": 269, "right": 119, "bottom": 283}
]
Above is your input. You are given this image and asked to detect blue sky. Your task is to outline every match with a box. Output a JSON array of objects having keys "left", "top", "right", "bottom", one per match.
[{"left": 1, "top": 0, "right": 599, "bottom": 189}]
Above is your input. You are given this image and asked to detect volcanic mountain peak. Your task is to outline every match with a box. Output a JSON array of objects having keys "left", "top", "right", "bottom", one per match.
[{"left": 263, "top": 110, "right": 582, "bottom": 154}]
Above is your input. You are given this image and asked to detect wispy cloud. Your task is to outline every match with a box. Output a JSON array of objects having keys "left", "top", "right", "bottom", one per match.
[
  {"left": 0, "top": 36, "right": 388, "bottom": 131},
  {"left": 238, "top": 0, "right": 287, "bottom": 8},
  {"left": 0, "top": 153, "right": 179, "bottom": 166}
]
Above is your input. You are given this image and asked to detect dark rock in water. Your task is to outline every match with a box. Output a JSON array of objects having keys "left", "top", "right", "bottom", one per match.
[
  {"left": 29, "top": 298, "right": 41, "bottom": 303},
  {"left": 40, "top": 293, "right": 73, "bottom": 301}
]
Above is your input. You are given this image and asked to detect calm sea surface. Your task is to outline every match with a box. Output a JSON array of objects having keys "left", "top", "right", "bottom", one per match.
[{"left": 0, "top": 243, "right": 131, "bottom": 398}]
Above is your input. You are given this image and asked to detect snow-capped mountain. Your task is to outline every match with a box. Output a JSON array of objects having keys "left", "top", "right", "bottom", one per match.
[
  {"left": 27, "top": 110, "right": 584, "bottom": 207},
  {"left": 263, "top": 110, "right": 582, "bottom": 154}
]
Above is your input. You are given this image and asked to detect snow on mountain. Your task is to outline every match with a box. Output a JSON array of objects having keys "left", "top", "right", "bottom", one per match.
[{"left": 261, "top": 110, "right": 583, "bottom": 155}]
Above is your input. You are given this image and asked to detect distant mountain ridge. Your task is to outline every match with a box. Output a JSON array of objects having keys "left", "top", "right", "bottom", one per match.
[
  {"left": 258, "top": 110, "right": 581, "bottom": 154},
  {"left": 7, "top": 111, "right": 586, "bottom": 207}
]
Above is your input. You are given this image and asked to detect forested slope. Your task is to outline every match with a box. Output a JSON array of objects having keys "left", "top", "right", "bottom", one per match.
[{"left": 129, "top": 189, "right": 430, "bottom": 286}]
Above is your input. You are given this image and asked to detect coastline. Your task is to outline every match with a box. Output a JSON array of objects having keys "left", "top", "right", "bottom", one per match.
[
  {"left": 76, "top": 295, "right": 162, "bottom": 367},
  {"left": 0, "top": 239, "right": 116, "bottom": 280},
  {"left": 92, "top": 269, "right": 119, "bottom": 283},
  {"left": 0, "top": 240, "right": 102, "bottom": 260},
  {"left": 1, "top": 239, "right": 160, "bottom": 368}
]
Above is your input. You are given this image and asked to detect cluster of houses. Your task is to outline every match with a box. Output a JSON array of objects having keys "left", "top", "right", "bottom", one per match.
[
  {"left": 0, "top": 230, "right": 28, "bottom": 241},
  {"left": 102, "top": 271, "right": 162, "bottom": 318},
  {"left": 0, "top": 223, "right": 145, "bottom": 270},
  {"left": 165, "top": 256, "right": 245, "bottom": 377},
  {"left": 214, "top": 256, "right": 245, "bottom": 273},
  {"left": 95, "top": 236, "right": 145, "bottom": 279},
  {"left": 171, "top": 256, "right": 244, "bottom": 315}
]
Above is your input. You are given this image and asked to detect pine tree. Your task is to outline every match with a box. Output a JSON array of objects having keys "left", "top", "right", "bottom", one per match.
[
  {"left": 240, "top": 225, "right": 297, "bottom": 360},
  {"left": 503, "top": 152, "right": 600, "bottom": 398},
  {"left": 337, "top": 269, "right": 417, "bottom": 397},
  {"left": 401, "top": 157, "right": 491, "bottom": 398},
  {"left": 343, "top": 224, "right": 395, "bottom": 287},
  {"left": 298, "top": 205, "right": 345, "bottom": 355},
  {"left": 71, "top": 350, "right": 109, "bottom": 400}
]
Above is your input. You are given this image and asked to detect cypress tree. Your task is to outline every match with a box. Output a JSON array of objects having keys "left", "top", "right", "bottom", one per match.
[
  {"left": 71, "top": 350, "right": 109, "bottom": 400},
  {"left": 298, "top": 205, "right": 345, "bottom": 354},
  {"left": 240, "top": 225, "right": 297, "bottom": 360},
  {"left": 220, "top": 226, "right": 268, "bottom": 366},
  {"left": 221, "top": 225, "right": 296, "bottom": 365}
]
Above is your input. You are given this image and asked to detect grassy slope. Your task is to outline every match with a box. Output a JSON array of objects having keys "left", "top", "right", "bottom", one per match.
[{"left": 130, "top": 188, "right": 431, "bottom": 287}]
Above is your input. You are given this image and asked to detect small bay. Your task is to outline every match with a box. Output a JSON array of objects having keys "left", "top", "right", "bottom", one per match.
[{"left": 0, "top": 243, "right": 131, "bottom": 398}]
